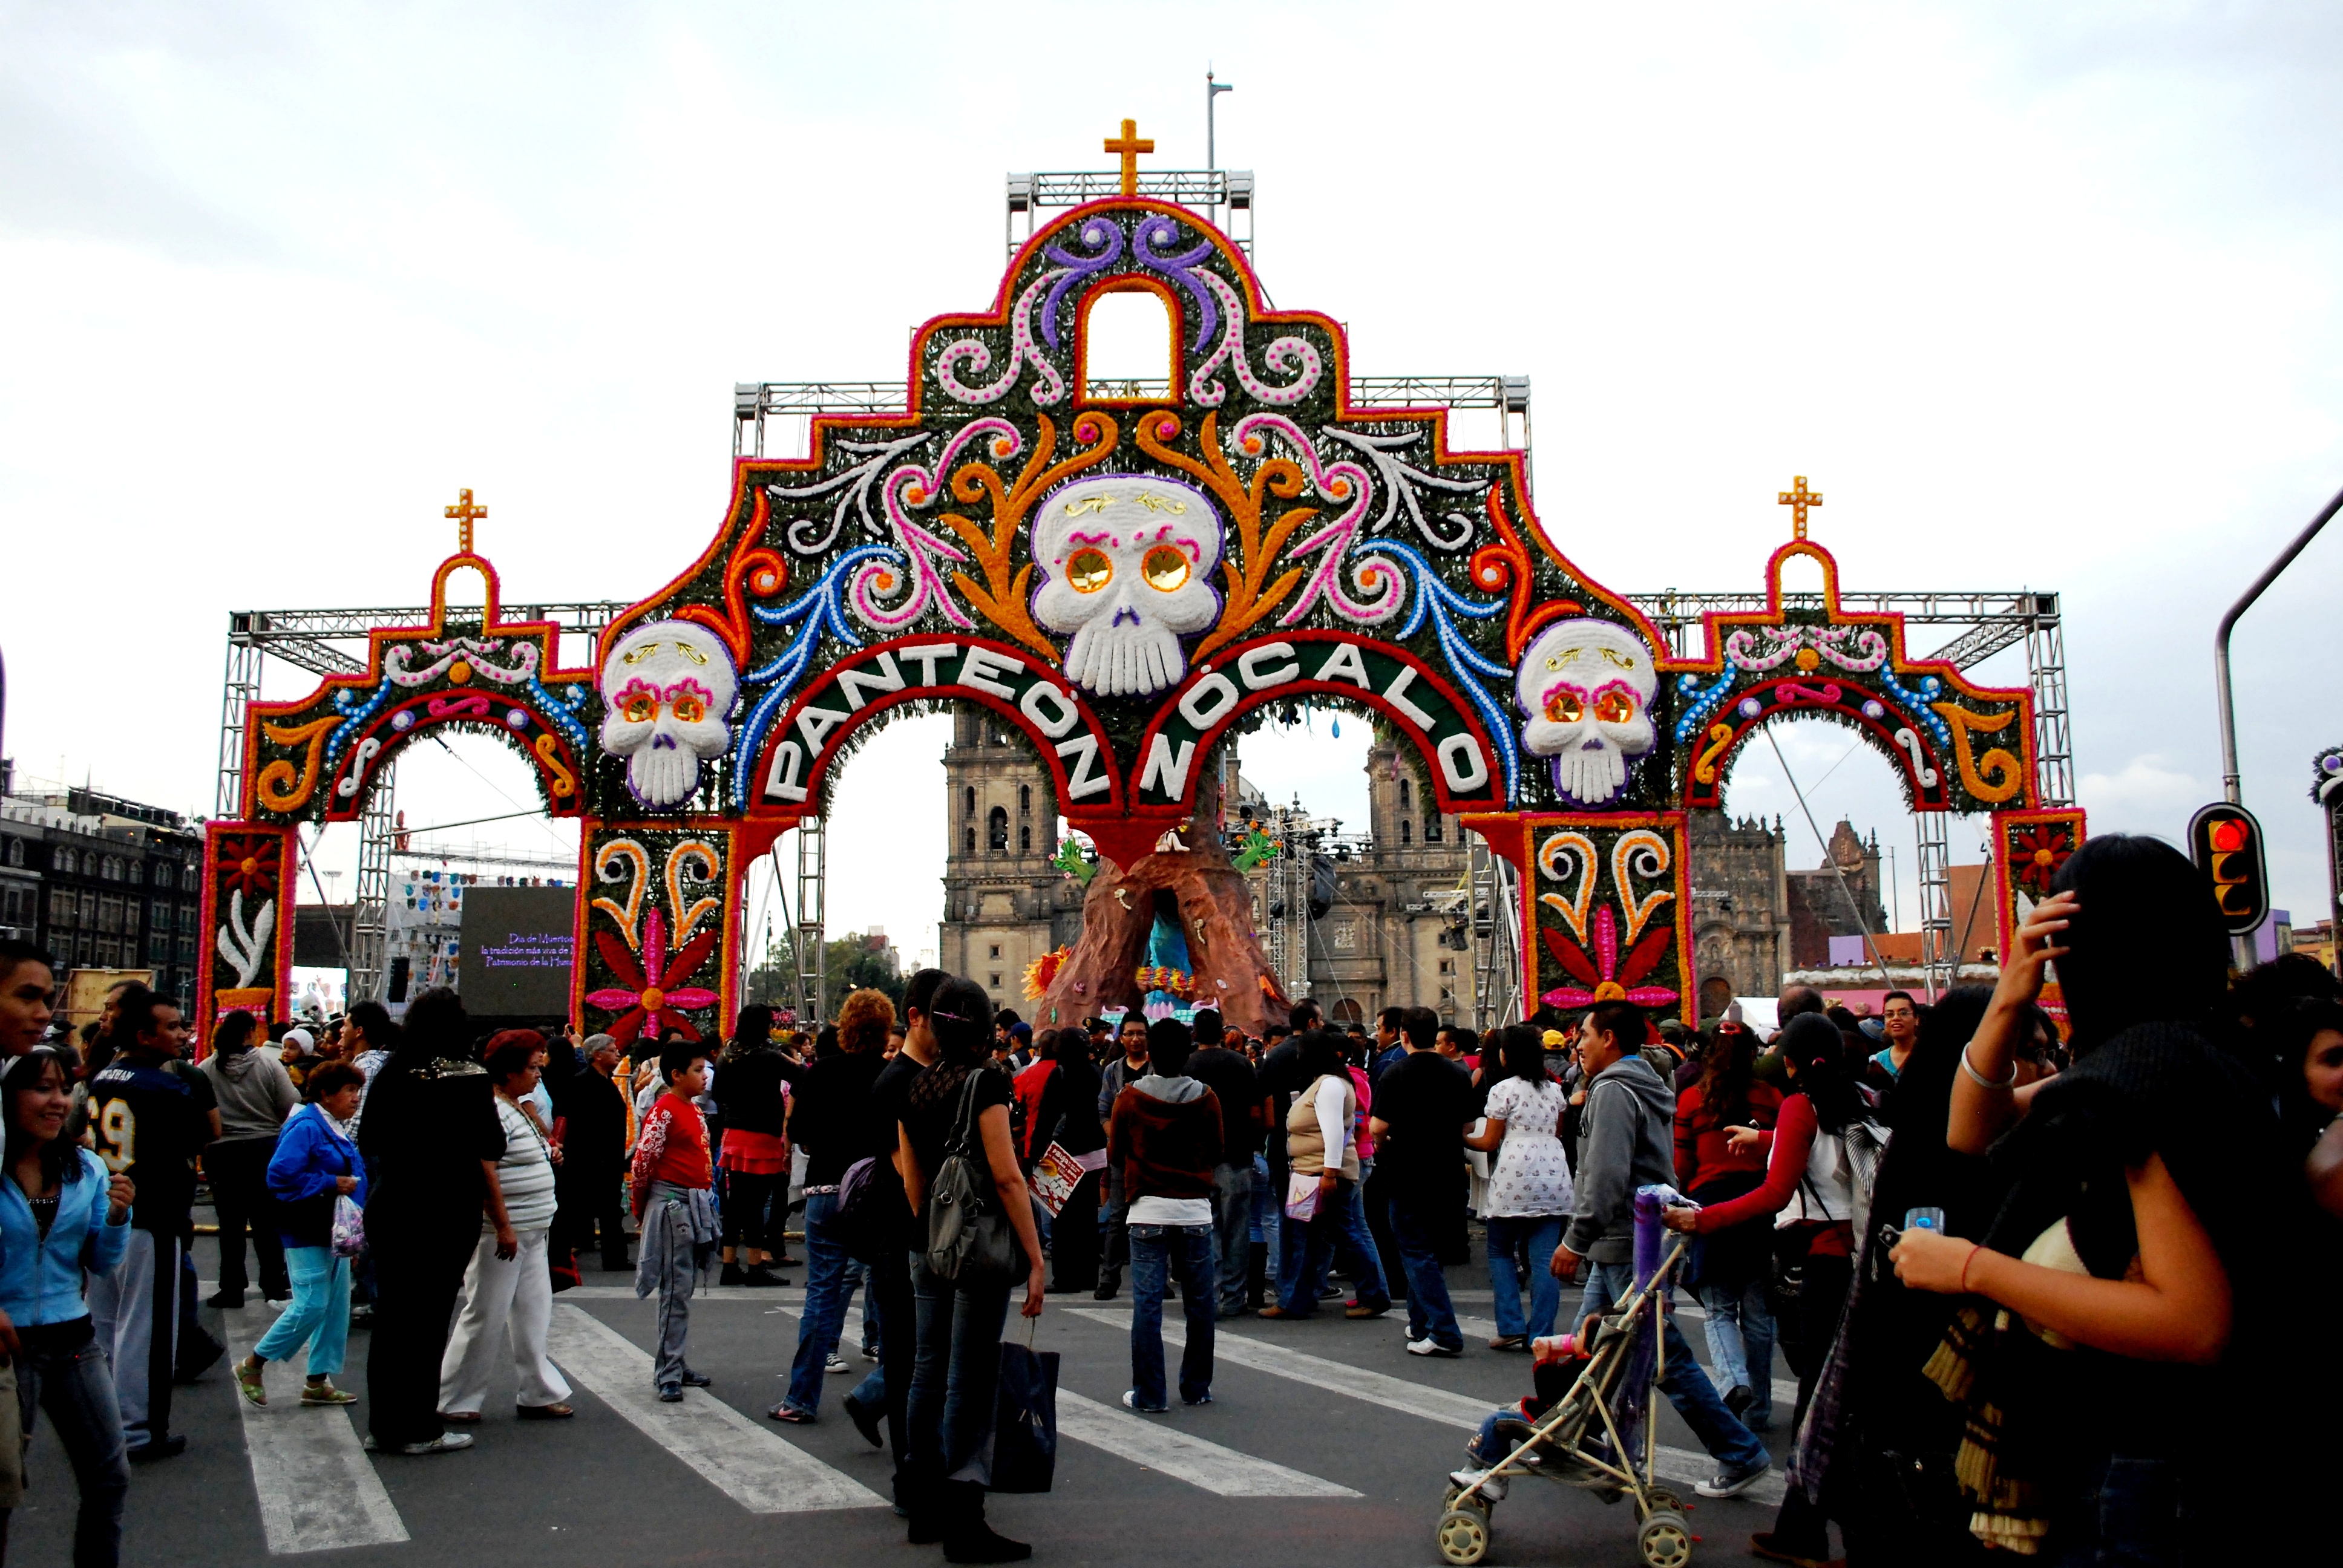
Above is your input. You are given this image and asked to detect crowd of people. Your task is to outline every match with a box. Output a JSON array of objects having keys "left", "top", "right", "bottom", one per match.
[{"left": 0, "top": 826, "right": 2337, "bottom": 1565}]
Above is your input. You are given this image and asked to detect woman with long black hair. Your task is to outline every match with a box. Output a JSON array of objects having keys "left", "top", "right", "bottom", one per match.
[
  {"left": 1665, "top": 1011, "right": 1864, "bottom": 1431},
  {"left": 0, "top": 1048, "right": 134, "bottom": 1566},
  {"left": 1889, "top": 834, "right": 2273, "bottom": 1562},
  {"left": 1031, "top": 1028, "right": 1106, "bottom": 1294},
  {"left": 894, "top": 976, "right": 1046, "bottom": 1563},
  {"left": 1670, "top": 1017, "right": 1783, "bottom": 1426},
  {"left": 712, "top": 1004, "right": 792, "bottom": 1287},
  {"left": 358, "top": 988, "right": 506, "bottom": 1457}
]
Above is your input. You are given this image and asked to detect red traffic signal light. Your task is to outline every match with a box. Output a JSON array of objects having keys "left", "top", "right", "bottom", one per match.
[{"left": 2187, "top": 802, "right": 2269, "bottom": 937}]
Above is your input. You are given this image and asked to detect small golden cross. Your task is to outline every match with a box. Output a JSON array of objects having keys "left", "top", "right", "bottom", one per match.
[
  {"left": 1777, "top": 475, "right": 1822, "bottom": 540},
  {"left": 1104, "top": 118, "right": 1155, "bottom": 197},
  {"left": 445, "top": 487, "right": 487, "bottom": 554}
]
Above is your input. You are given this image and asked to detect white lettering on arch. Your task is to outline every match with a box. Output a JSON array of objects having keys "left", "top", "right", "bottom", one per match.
[
  {"left": 1177, "top": 671, "right": 1239, "bottom": 730},
  {"left": 1313, "top": 641, "right": 1372, "bottom": 690},
  {"left": 1237, "top": 643, "right": 1301, "bottom": 690},
  {"left": 1019, "top": 681, "right": 1081, "bottom": 739},
  {"left": 1141, "top": 734, "right": 1197, "bottom": 799},
  {"left": 1437, "top": 732, "right": 1489, "bottom": 794}
]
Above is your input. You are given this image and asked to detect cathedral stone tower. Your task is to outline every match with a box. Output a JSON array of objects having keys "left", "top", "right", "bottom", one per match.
[{"left": 938, "top": 710, "right": 1084, "bottom": 1010}]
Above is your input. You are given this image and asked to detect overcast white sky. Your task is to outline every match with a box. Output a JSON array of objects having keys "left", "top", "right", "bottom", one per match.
[{"left": 5, "top": 1, "right": 2339, "bottom": 962}]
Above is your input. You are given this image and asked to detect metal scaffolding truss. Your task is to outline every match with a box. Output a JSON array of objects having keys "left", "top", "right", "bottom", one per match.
[{"left": 1007, "top": 169, "right": 1255, "bottom": 261}]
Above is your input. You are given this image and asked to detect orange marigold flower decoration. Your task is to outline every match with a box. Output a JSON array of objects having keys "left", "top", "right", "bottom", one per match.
[{"left": 1023, "top": 946, "right": 1071, "bottom": 1001}]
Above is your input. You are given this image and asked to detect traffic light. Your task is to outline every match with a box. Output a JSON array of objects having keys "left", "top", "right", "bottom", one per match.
[{"left": 2187, "top": 802, "right": 2270, "bottom": 936}]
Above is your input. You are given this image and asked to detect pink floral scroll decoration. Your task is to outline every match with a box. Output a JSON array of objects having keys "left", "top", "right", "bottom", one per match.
[
  {"left": 586, "top": 907, "right": 718, "bottom": 1045},
  {"left": 1541, "top": 904, "right": 1678, "bottom": 1010}
]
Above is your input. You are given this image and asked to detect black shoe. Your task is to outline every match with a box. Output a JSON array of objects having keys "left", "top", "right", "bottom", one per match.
[
  {"left": 174, "top": 1328, "right": 226, "bottom": 1384},
  {"left": 842, "top": 1392, "right": 885, "bottom": 1449},
  {"left": 206, "top": 1289, "right": 245, "bottom": 1310},
  {"left": 680, "top": 1368, "right": 713, "bottom": 1388},
  {"left": 1092, "top": 1284, "right": 1118, "bottom": 1301},
  {"left": 739, "top": 1266, "right": 786, "bottom": 1289},
  {"left": 1723, "top": 1383, "right": 1756, "bottom": 1418},
  {"left": 940, "top": 1480, "right": 1031, "bottom": 1563},
  {"left": 129, "top": 1434, "right": 188, "bottom": 1462},
  {"left": 1316, "top": 1282, "right": 1343, "bottom": 1300},
  {"left": 719, "top": 1263, "right": 747, "bottom": 1285}
]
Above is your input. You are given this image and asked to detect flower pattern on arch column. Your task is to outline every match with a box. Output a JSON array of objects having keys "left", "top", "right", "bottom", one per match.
[{"left": 585, "top": 907, "right": 718, "bottom": 1044}]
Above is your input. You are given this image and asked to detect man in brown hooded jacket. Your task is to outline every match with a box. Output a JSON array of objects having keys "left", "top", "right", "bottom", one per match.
[{"left": 1106, "top": 1018, "right": 1224, "bottom": 1412}]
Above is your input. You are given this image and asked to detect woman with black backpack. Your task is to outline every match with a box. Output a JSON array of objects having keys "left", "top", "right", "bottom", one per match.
[{"left": 894, "top": 975, "right": 1046, "bottom": 1564}]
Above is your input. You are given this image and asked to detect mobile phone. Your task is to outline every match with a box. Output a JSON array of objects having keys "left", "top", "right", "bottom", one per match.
[{"left": 1903, "top": 1206, "right": 1946, "bottom": 1233}]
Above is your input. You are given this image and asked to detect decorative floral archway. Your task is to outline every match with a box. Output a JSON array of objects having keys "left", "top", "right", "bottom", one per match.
[{"left": 202, "top": 145, "right": 2073, "bottom": 1039}]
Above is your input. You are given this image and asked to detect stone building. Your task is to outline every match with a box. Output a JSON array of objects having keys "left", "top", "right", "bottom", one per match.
[
  {"left": 937, "top": 711, "right": 1087, "bottom": 1010},
  {"left": 936, "top": 723, "right": 1820, "bottom": 1027},
  {"left": 1688, "top": 811, "right": 1792, "bottom": 1019},
  {"left": 1787, "top": 820, "right": 1890, "bottom": 970}
]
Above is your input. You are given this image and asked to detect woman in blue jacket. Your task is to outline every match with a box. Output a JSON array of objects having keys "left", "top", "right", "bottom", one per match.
[
  {"left": 0, "top": 1046, "right": 136, "bottom": 1567},
  {"left": 235, "top": 1061, "right": 367, "bottom": 1407}
]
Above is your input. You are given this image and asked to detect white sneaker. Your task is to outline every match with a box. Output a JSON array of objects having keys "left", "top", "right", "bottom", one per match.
[
  {"left": 399, "top": 1431, "right": 474, "bottom": 1455},
  {"left": 825, "top": 1354, "right": 850, "bottom": 1374},
  {"left": 1447, "top": 1467, "right": 1507, "bottom": 1502},
  {"left": 1694, "top": 1454, "right": 1771, "bottom": 1498},
  {"left": 1407, "top": 1337, "right": 1463, "bottom": 1358}
]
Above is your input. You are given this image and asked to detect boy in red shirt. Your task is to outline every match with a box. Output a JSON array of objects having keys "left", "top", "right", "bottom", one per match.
[{"left": 631, "top": 1041, "right": 716, "bottom": 1400}]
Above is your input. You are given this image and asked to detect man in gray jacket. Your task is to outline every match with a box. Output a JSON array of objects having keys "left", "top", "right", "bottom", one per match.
[
  {"left": 197, "top": 1023, "right": 300, "bottom": 1307},
  {"left": 1549, "top": 1000, "right": 1771, "bottom": 1500}
]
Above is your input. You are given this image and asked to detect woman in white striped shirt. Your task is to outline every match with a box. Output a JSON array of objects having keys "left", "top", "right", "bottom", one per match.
[{"left": 439, "top": 1031, "right": 575, "bottom": 1422}]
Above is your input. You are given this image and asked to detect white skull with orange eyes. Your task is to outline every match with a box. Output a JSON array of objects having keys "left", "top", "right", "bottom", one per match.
[
  {"left": 1031, "top": 475, "right": 1225, "bottom": 698},
  {"left": 1516, "top": 618, "right": 1658, "bottom": 807},
  {"left": 598, "top": 621, "right": 738, "bottom": 809}
]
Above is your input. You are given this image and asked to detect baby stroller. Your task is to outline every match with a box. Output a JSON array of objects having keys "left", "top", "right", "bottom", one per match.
[{"left": 1434, "top": 1186, "right": 1694, "bottom": 1568}]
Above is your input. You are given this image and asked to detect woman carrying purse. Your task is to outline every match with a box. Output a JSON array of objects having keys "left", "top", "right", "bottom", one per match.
[
  {"left": 894, "top": 976, "right": 1046, "bottom": 1564},
  {"left": 1671, "top": 1019, "right": 1784, "bottom": 1428},
  {"left": 237, "top": 1060, "right": 369, "bottom": 1408}
]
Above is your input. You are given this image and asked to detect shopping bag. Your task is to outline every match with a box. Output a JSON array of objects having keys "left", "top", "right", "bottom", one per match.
[
  {"left": 330, "top": 1195, "right": 366, "bottom": 1259},
  {"left": 988, "top": 1336, "right": 1060, "bottom": 1493},
  {"left": 1284, "top": 1171, "right": 1322, "bottom": 1223}
]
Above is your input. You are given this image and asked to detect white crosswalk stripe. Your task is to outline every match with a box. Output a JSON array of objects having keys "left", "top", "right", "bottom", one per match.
[
  {"left": 1069, "top": 1308, "right": 1785, "bottom": 1505},
  {"left": 766, "top": 1302, "right": 1358, "bottom": 1499},
  {"left": 546, "top": 1305, "right": 885, "bottom": 1512},
  {"left": 1056, "top": 1391, "right": 1362, "bottom": 1497},
  {"left": 218, "top": 1308, "right": 409, "bottom": 1555}
]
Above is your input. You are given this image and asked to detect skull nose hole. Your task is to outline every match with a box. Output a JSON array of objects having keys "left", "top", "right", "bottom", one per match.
[
  {"left": 652, "top": 734, "right": 678, "bottom": 750},
  {"left": 1579, "top": 738, "right": 1608, "bottom": 751}
]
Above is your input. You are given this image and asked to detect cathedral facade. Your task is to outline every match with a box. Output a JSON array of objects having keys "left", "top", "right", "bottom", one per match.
[{"left": 937, "top": 722, "right": 1810, "bottom": 1024}]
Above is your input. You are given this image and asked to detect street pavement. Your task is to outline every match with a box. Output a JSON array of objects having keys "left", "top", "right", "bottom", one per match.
[{"left": 13, "top": 1235, "right": 1805, "bottom": 1568}]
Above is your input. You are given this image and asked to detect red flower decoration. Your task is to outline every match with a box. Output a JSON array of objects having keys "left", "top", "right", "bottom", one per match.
[
  {"left": 585, "top": 907, "right": 719, "bottom": 1045},
  {"left": 2007, "top": 823, "right": 2074, "bottom": 896},
  {"left": 220, "top": 838, "right": 281, "bottom": 901},
  {"left": 1541, "top": 905, "right": 1678, "bottom": 1010}
]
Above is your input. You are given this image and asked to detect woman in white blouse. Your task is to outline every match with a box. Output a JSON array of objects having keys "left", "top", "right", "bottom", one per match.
[
  {"left": 439, "top": 1031, "right": 575, "bottom": 1422},
  {"left": 1464, "top": 1025, "right": 1574, "bottom": 1348}
]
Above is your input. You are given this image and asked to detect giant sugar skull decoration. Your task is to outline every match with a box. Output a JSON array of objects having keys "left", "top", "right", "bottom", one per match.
[
  {"left": 1516, "top": 618, "right": 1659, "bottom": 808},
  {"left": 1031, "top": 475, "right": 1224, "bottom": 698},
  {"left": 598, "top": 621, "right": 738, "bottom": 809}
]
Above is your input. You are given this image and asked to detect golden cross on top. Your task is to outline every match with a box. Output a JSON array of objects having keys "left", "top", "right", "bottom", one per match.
[
  {"left": 1777, "top": 474, "right": 1823, "bottom": 540},
  {"left": 444, "top": 487, "right": 487, "bottom": 554},
  {"left": 1104, "top": 117, "right": 1154, "bottom": 197}
]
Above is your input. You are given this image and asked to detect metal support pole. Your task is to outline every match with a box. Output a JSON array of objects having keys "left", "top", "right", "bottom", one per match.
[
  {"left": 2024, "top": 596, "right": 2075, "bottom": 808},
  {"left": 2216, "top": 480, "right": 2343, "bottom": 805},
  {"left": 216, "top": 624, "right": 263, "bottom": 818},
  {"left": 1915, "top": 812, "right": 1955, "bottom": 1002},
  {"left": 1206, "top": 71, "right": 1233, "bottom": 222}
]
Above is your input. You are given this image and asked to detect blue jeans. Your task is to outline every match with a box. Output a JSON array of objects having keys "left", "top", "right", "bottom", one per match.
[
  {"left": 1696, "top": 1275, "right": 1775, "bottom": 1429},
  {"left": 782, "top": 1192, "right": 862, "bottom": 1414},
  {"left": 906, "top": 1255, "right": 1012, "bottom": 1485},
  {"left": 1573, "top": 1259, "right": 1766, "bottom": 1472},
  {"left": 18, "top": 1326, "right": 129, "bottom": 1568},
  {"left": 1389, "top": 1201, "right": 1462, "bottom": 1351},
  {"left": 252, "top": 1246, "right": 351, "bottom": 1376},
  {"left": 1129, "top": 1224, "right": 1216, "bottom": 1408},
  {"left": 1277, "top": 1177, "right": 1390, "bottom": 1315},
  {"left": 1251, "top": 1156, "right": 1279, "bottom": 1291},
  {"left": 1484, "top": 1215, "right": 1565, "bottom": 1341}
]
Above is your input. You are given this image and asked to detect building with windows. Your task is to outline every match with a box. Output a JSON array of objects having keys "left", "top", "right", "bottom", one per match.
[
  {"left": 934, "top": 720, "right": 1823, "bottom": 1027},
  {"left": 0, "top": 769, "right": 205, "bottom": 1009},
  {"left": 937, "top": 712, "right": 1087, "bottom": 1008}
]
